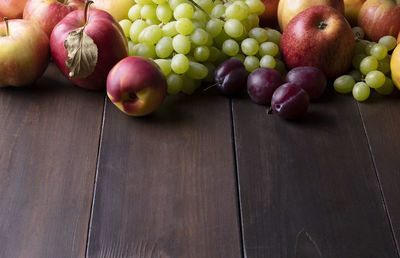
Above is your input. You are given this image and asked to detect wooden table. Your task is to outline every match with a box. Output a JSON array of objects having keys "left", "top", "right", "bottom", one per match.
[{"left": 0, "top": 63, "right": 399, "bottom": 258}]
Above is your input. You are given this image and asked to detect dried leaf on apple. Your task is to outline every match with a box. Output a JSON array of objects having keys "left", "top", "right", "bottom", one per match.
[{"left": 64, "top": 27, "right": 98, "bottom": 78}]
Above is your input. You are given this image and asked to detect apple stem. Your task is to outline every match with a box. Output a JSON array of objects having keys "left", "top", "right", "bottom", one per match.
[
  {"left": 4, "top": 17, "right": 9, "bottom": 36},
  {"left": 84, "top": 0, "right": 94, "bottom": 25}
]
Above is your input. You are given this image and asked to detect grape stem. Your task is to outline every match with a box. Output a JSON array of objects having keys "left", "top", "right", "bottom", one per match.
[
  {"left": 3, "top": 17, "right": 9, "bottom": 36},
  {"left": 187, "top": 0, "right": 212, "bottom": 19}
]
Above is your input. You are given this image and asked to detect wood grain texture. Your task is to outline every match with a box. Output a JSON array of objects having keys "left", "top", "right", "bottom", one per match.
[
  {"left": 357, "top": 92, "right": 400, "bottom": 253},
  {"left": 0, "top": 64, "right": 104, "bottom": 258},
  {"left": 87, "top": 93, "right": 242, "bottom": 257},
  {"left": 232, "top": 90, "right": 398, "bottom": 258}
]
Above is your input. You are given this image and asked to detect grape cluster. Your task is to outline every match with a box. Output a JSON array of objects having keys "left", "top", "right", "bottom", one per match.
[
  {"left": 334, "top": 27, "right": 397, "bottom": 101},
  {"left": 118, "top": 0, "right": 284, "bottom": 95}
]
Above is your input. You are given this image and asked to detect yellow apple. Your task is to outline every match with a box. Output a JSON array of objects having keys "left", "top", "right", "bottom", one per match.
[
  {"left": 344, "top": 0, "right": 366, "bottom": 26},
  {"left": 92, "top": 0, "right": 135, "bottom": 22},
  {"left": 277, "top": 0, "right": 345, "bottom": 31},
  {"left": 0, "top": 0, "right": 28, "bottom": 19},
  {"left": 391, "top": 44, "right": 400, "bottom": 90}
]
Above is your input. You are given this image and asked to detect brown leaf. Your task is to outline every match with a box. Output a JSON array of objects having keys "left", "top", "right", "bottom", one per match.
[{"left": 64, "top": 27, "right": 98, "bottom": 79}]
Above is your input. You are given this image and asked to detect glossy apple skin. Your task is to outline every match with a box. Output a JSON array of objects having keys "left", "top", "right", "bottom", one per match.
[
  {"left": 50, "top": 9, "right": 128, "bottom": 90},
  {"left": 0, "top": 0, "right": 28, "bottom": 19},
  {"left": 277, "top": 0, "right": 344, "bottom": 31},
  {"left": 0, "top": 19, "right": 49, "bottom": 87},
  {"left": 259, "top": 0, "right": 280, "bottom": 27},
  {"left": 107, "top": 56, "right": 167, "bottom": 116},
  {"left": 93, "top": 0, "right": 135, "bottom": 22},
  {"left": 391, "top": 45, "right": 400, "bottom": 90},
  {"left": 358, "top": 0, "right": 400, "bottom": 42},
  {"left": 280, "top": 5, "right": 355, "bottom": 79},
  {"left": 23, "top": 0, "right": 85, "bottom": 37},
  {"left": 344, "top": 0, "right": 366, "bottom": 26}
]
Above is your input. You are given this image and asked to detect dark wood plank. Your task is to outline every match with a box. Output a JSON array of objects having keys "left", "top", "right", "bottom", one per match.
[
  {"left": 357, "top": 91, "right": 400, "bottom": 252},
  {"left": 87, "top": 93, "right": 242, "bottom": 257},
  {"left": 0, "top": 63, "right": 104, "bottom": 258},
  {"left": 232, "top": 90, "right": 398, "bottom": 257}
]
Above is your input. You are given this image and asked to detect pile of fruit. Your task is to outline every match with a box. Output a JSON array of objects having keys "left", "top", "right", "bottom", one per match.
[{"left": 1, "top": 0, "right": 400, "bottom": 119}]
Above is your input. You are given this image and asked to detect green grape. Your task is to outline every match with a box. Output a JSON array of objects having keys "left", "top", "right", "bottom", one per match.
[
  {"left": 244, "top": 55, "right": 259, "bottom": 72},
  {"left": 222, "top": 39, "right": 239, "bottom": 56},
  {"left": 348, "top": 70, "right": 363, "bottom": 82},
  {"left": 162, "top": 21, "right": 178, "bottom": 37},
  {"left": 259, "top": 55, "right": 276, "bottom": 68},
  {"left": 352, "top": 26, "right": 364, "bottom": 40},
  {"left": 354, "top": 40, "right": 369, "bottom": 55},
  {"left": 352, "top": 54, "right": 366, "bottom": 69},
  {"left": 192, "top": 20, "right": 206, "bottom": 30},
  {"left": 236, "top": 26, "right": 248, "bottom": 42},
  {"left": 193, "top": 46, "right": 210, "bottom": 61},
  {"left": 128, "top": 41, "right": 136, "bottom": 56},
  {"left": 352, "top": 82, "right": 370, "bottom": 101},
  {"left": 378, "top": 35, "right": 397, "bottom": 51},
  {"left": 154, "top": 59, "right": 172, "bottom": 76},
  {"left": 370, "top": 43, "right": 387, "bottom": 60},
  {"left": 205, "top": 34, "right": 213, "bottom": 46},
  {"left": 211, "top": 4, "right": 225, "bottom": 18},
  {"left": 215, "top": 51, "right": 229, "bottom": 65},
  {"left": 231, "top": 54, "right": 245, "bottom": 63},
  {"left": 206, "top": 18, "right": 223, "bottom": 38},
  {"left": 192, "top": 9, "right": 207, "bottom": 22},
  {"left": 172, "top": 34, "right": 191, "bottom": 54},
  {"left": 266, "top": 28, "right": 281, "bottom": 45},
  {"left": 225, "top": 2, "right": 249, "bottom": 21},
  {"left": 195, "top": 0, "right": 214, "bottom": 13},
  {"left": 274, "top": 58, "right": 287, "bottom": 75},
  {"left": 167, "top": 73, "right": 183, "bottom": 95},
  {"left": 375, "top": 76, "right": 394, "bottom": 95},
  {"left": 259, "top": 41, "right": 279, "bottom": 57},
  {"left": 208, "top": 46, "right": 221, "bottom": 62},
  {"left": 155, "top": 36, "right": 173, "bottom": 58},
  {"left": 224, "top": 19, "right": 244, "bottom": 38},
  {"left": 181, "top": 75, "right": 199, "bottom": 95},
  {"left": 138, "top": 25, "right": 163, "bottom": 45},
  {"left": 129, "top": 19, "right": 148, "bottom": 43},
  {"left": 378, "top": 55, "right": 391, "bottom": 74},
  {"left": 245, "top": 0, "right": 265, "bottom": 15},
  {"left": 247, "top": 13, "right": 259, "bottom": 29},
  {"left": 360, "top": 56, "right": 378, "bottom": 75},
  {"left": 214, "top": 29, "right": 230, "bottom": 49},
  {"left": 135, "top": 0, "right": 152, "bottom": 4},
  {"left": 146, "top": 18, "right": 160, "bottom": 25},
  {"left": 191, "top": 28, "right": 209, "bottom": 45},
  {"left": 203, "top": 62, "right": 216, "bottom": 82},
  {"left": 248, "top": 27, "right": 268, "bottom": 43},
  {"left": 241, "top": 38, "right": 259, "bottom": 56},
  {"left": 140, "top": 4, "right": 157, "bottom": 19},
  {"left": 156, "top": 4, "right": 172, "bottom": 23},
  {"left": 175, "top": 18, "right": 194, "bottom": 35},
  {"left": 133, "top": 42, "right": 156, "bottom": 58},
  {"left": 365, "top": 70, "right": 386, "bottom": 88},
  {"left": 186, "top": 61, "right": 208, "bottom": 79},
  {"left": 169, "top": 0, "right": 185, "bottom": 9},
  {"left": 128, "top": 4, "right": 142, "bottom": 21},
  {"left": 171, "top": 54, "right": 190, "bottom": 74},
  {"left": 153, "top": 0, "right": 166, "bottom": 4},
  {"left": 174, "top": 3, "right": 194, "bottom": 19},
  {"left": 364, "top": 42, "right": 375, "bottom": 55},
  {"left": 119, "top": 19, "right": 132, "bottom": 38},
  {"left": 333, "top": 75, "right": 355, "bottom": 93}
]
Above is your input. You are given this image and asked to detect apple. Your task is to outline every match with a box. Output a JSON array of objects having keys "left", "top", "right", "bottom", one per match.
[
  {"left": 0, "top": 0, "right": 28, "bottom": 19},
  {"left": 277, "top": 0, "right": 344, "bottom": 31},
  {"left": 50, "top": 1, "right": 128, "bottom": 90},
  {"left": 107, "top": 56, "right": 167, "bottom": 116},
  {"left": 358, "top": 0, "right": 400, "bottom": 42},
  {"left": 259, "top": 0, "right": 280, "bottom": 27},
  {"left": 391, "top": 44, "right": 400, "bottom": 90},
  {"left": 280, "top": 5, "right": 355, "bottom": 79},
  {"left": 0, "top": 18, "right": 50, "bottom": 87},
  {"left": 344, "top": 0, "right": 366, "bottom": 26},
  {"left": 92, "top": 0, "right": 135, "bottom": 22},
  {"left": 23, "top": 0, "right": 85, "bottom": 37}
]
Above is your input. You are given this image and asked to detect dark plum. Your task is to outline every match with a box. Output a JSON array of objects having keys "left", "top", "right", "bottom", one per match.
[
  {"left": 214, "top": 59, "right": 248, "bottom": 95},
  {"left": 247, "top": 67, "right": 284, "bottom": 105},
  {"left": 285, "top": 66, "right": 326, "bottom": 100},
  {"left": 271, "top": 82, "right": 310, "bottom": 119}
]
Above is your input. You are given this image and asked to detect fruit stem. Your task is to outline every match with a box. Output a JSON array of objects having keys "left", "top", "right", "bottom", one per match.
[
  {"left": 187, "top": 0, "right": 212, "bottom": 19},
  {"left": 203, "top": 82, "right": 219, "bottom": 92},
  {"left": 84, "top": 0, "right": 94, "bottom": 25},
  {"left": 4, "top": 17, "right": 9, "bottom": 36},
  {"left": 317, "top": 21, "right": 328, "bottom": 30}
]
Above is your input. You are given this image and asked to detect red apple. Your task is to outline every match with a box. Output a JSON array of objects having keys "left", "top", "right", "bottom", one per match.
[
  {"left": 358, "top": 0, "right": 400, "bottom": 42},
  {"left": 259, "top": 0, "right": 280, "bottom": 28},
  {"left": 280, "top": 5, "right": 355, "bottom": 79},
  {"left": 277, "top": 0, "right": 344, "bottom": 31},
  {"left": 50, "top": 1, "right": 128, "bottom": 90},
  {"left": 23, "top": 0, "right": 85, "bottom": 37},
  {"left": 107, "top": 56, "right": 167, "bottom": 116},
  {"left": 344, "top": 0, "right": 366, "bottom": 26},
  {"left": 0, "top": 18, "right": 49, "bottom": 87},
  {"left": 0, "top": 0, "right": 28, "bottom": 19}
]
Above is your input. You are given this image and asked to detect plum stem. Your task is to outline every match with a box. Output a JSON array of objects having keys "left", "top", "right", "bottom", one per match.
[
  {"left": 203, "top": 82, "right": 219, "bottom": 92},
  {"left": 267, "top": 106, "right": 273, "bottom": 114},
  {"left": 4, "top": 17, "right": 9, "bottom": 36},
  {"left": 84, "top": 0, "right": 94, "bottom": 25}
]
